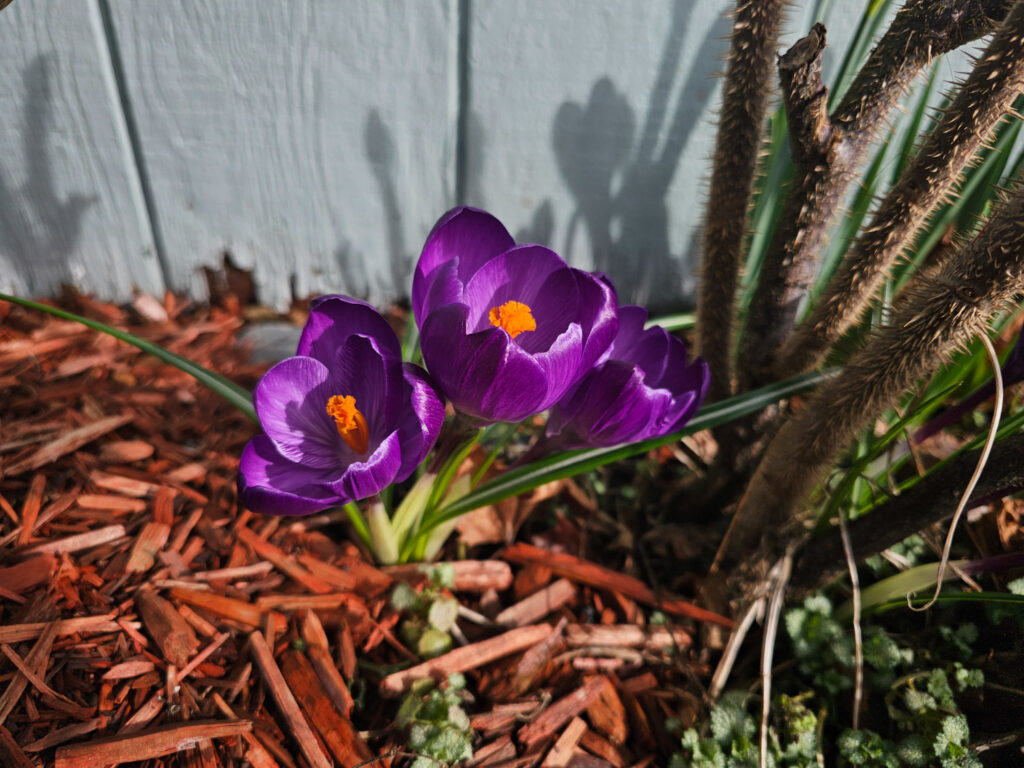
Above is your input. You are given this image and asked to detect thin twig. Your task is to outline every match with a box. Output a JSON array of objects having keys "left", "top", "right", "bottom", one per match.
[
  {"left": 759, "top": 549, "right": 793, "bottom": 768},
  {"left": 909, "top": 332, "right": 1003, "bottom": 612},
  {"left": 838, "top": 511, "right": 862, "bottom": 729},
  {"left": 708, "top": 597, "right": 765, "bottom": 701}
]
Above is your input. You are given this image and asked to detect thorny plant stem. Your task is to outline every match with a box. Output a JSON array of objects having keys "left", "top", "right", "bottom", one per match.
[
  {"left": 779, "top": 1, "right": 1024, "bottom": 378},
  {"left": 838, "top": 510, "right": 863, "bottom": 730},
  {"left": 738, "top": 0, "right": 1014, "bottom": 391},
  {"left": 713, "top": 179, "right": 1024, "bottom": 580},
  {"left": 697, "top": 0, "right": 788, "bottom": 402},
  {"left": 909, "top": 333, "right": 1003, "bottom": 612}
]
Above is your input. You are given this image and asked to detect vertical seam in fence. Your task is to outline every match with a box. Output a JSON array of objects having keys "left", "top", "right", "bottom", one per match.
[
  {"left": 90, "top": 0, "right": 170, "bottom": 288},
  {"left": 454, "top": 0, "right": 471, "bottom": 206}
]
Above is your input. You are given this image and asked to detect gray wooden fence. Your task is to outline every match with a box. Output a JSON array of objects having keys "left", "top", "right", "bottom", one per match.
[{"left": 0, "top": 1, "right": 969, "bottom": 311}]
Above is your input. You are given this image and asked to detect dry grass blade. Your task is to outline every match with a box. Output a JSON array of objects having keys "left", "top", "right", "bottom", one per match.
[{"left": 909, "top": 333, "right": 1003, "bottom": 612}]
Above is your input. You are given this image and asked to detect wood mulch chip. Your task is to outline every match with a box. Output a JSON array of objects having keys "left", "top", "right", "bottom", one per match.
[{"left": 1, "top": 292, "right": 717, "bottom": 767}]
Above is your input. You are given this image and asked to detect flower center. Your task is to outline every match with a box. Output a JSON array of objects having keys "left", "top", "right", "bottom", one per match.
[
  {"left": 488, "top": 300, "right": 536, "bottom": 339},
  {"left": 326, "top": 394, "right": 370, "bottom": 454}
]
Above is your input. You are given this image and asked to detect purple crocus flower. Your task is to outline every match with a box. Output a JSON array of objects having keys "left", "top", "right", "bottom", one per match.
[
  {"left": 544, "top": 305, "right": 709, "bottom": 448},
  {"left": 413, "top": 207, "right": 618, "bottom": 423},
  {"left": 238, "top": 296, "right": 444, "bottom": 516}
]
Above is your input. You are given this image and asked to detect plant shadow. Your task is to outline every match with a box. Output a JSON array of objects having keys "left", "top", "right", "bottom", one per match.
[{"left": 0, "top": 55, "right": 95, "bottom": 293}]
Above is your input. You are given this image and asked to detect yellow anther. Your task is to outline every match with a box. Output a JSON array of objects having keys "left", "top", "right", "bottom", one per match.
[
  {"left": 488, "top": 300, "right": 536, "bottom": 339},
  {"left": 326, "top": 394, "right": 370, "bottom": 454}
]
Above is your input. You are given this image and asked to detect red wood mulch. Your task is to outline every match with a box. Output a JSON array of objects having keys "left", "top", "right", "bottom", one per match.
[{"left": 0, "top": 292, "right": 726, "bottom": 768}]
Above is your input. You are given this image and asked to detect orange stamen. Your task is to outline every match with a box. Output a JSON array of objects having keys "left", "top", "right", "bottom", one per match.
[
  {"left": 488, "top": 300, "right": 536, "bottom": 339},
  {"left": 326, "top": 394, "right": 370, "bottom": 454}
]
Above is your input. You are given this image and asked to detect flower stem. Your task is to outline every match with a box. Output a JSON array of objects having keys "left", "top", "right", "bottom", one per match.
[
  {"left": 342, "top": 502, "right": 372, "bottom": 551},
  {"left": 365, "top": 496, "right": 399, "bottom": 565},
  {"left": 424, "top": 415, "right": 482, "bottom": 514}
]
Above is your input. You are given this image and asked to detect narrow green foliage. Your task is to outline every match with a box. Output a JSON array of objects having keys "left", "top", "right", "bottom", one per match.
[
  {"left": 828, "top": 0, "right": 896, "bottom": 110},
  {"left": 424, "top": 369, "right": 830, "bottom": 532},
  {"left": 816, "top": 385, "right": 957, "bottom": 531},
  {"left": 0, "top": 293, "right": 256, "bottom": 422}
]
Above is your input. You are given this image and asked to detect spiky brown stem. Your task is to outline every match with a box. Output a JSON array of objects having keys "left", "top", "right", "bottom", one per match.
[
  {"left": 713, "top": 180, "right": 1024, "bottom": 576},
  {"left": 779, "top": 1, "right": 1024, "bottom": 378},
  {"left": 737, "top": 0, "right": 1014, "bottom": 391},
  {"left": 789, "top": 433, "right": 1024, "bottom": 595},
  {"left": 697, "top": 0, "right": 788, "bottom": 402}
]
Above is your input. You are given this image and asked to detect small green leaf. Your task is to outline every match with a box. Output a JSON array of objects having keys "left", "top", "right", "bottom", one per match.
[
  {"left": 427, "top": 596, "right": 459, "bottom": 633},
  {"left": 391, "top": 582, "right": 419, "bottom": 612},
  {"left": 417, "top": 628, "right": 453, "bottom": 659}
]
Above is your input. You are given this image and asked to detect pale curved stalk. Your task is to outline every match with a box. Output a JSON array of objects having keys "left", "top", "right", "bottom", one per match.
[
  {"left": 908, "top": 333, "right": 1003, "bottom": 612},
  {"left": 790, "top": 433, "right": 1024, "bottom": 594}
]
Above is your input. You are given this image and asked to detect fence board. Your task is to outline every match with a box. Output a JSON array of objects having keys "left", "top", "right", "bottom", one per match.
[
  {"left": 0, "top": 0, "right": 163, "bottom": 300},
  {"left": 464, "top": 0, "right": 730, "bottom": 312},
  {"left": 0, "top": 1, "right": 995, "bottom": 309},
  {"left": 105, "top": 0, "right": 457, "bottom": 310}
]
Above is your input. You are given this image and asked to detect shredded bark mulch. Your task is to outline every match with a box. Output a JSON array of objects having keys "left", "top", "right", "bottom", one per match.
[{"left": 0, "top": 292, "right": 724, "bottom": 768}]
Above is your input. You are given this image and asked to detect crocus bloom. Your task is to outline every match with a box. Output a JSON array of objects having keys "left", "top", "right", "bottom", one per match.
[
  {"left": 544, "top": 305, "right": 709, "bottom": 448},
  {"left": 238, "top": 296, "right": 444, "bottom": 516},
  {"left": 413, "top": 207, "right": 618, "bottom": 423}
]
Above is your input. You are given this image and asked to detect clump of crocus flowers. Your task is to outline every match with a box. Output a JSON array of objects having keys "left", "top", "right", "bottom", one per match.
[{"left": 238, "top": 207, "right": 709, "bottom": 563}]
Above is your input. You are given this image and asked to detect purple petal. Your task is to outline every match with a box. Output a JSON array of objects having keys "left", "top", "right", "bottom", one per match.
[
  {"left": 658, "top": 390, "right": 699, "bottom": 434},
  {"left": 416, "top": 258, "right": 464, "bottom": 324},
  {"left": 395, "top": 363, "right": 445, "bottom": 479},
  {"left": 238, "top": 435, "right": 347, "bottom": 516},
  {"left": 461, "top": 245, "right": 571, "bottom": 337},
  {"left": 254, "top": 356, "right": 341, "bottom": 469},
  {"left": 548, "top": 361, "right": 659, "bottom": 447},
  {"left": 532, "top": 322, "right": 584, "bottom": 407},
  {"left": 298, "top": 295, "right": 401, "bottom": 365},
  {"left": 575, "top": 270, "right": 619, "bottom": 370},
  {"left": 413, "top": 207, "right": 515, "bottom": 321},
  {"left": 420, "top": 304, "right": 547, "bottom": 422},
  {"left": 516, "top": 264, "right": 583, "bottom": 354},
  {"left": 327, "top": 334, "right": 398, "bottom": 446},
  {"left": 618, "top": 314, "right": 672, "bottom": 384},
  {"left": 333, "top": 430, "right": 403, "bottom": 501},
  {"left": 478, "top": 341, "right": 551, "bottom": 422}
]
